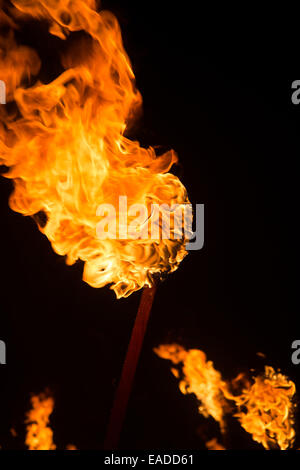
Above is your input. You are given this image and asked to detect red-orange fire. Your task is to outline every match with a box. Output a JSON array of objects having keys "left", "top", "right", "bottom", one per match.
[
  {"left": 223, "top": 366, "right": 296, "bottom": 450},
  {"left": 25, "top": 393, "right": 56, "bottom": 450},
  {"left": 155, "top": 344, "right": 297, "bottom": 450},
  {"left": 0, "top": 0, "right": 191, "bottom": 298},
  {"left": 24, "top": 392, "right": 77, "bottom": 450}
]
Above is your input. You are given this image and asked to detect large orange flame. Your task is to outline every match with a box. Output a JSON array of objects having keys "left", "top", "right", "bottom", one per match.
[
  {"left": 155, "top": 344, "right": 297, "bottom": 450},
  {"left": 223, "top": 366, "right": 296, "bottom": 450},
  {"left": 0, "top": 0, "right": 190, "bottom": 298},
  {"left": 25, "top": 393, "right": 56, "bottom": 450}
]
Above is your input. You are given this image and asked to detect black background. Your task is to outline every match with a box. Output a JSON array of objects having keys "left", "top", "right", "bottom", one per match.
[{"left": 0, "top": 0, "right": 299, "bottom": 450}]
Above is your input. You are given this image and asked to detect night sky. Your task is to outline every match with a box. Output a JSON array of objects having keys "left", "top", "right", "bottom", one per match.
[{"left": 0, "top": 0, "right": 299, "bottom": 450}]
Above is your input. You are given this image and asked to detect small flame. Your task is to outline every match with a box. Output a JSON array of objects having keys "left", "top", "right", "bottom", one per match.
[
  {"left": 155, "top": 344, "right": 297, "bottom": 450},
  {"left": 154, "top": 344, "right": 227, "bottom": 431},
  {"left": 205, "top": 438, "right": 226, "bottom": 450},
  {"left": 0, "top": 0, "right": 190, "bottom": 298},
  {"left": 66, "top": 444, "right": 77, "bottom": 450},
  {"left": 25, "top": 393, "right": 56, "bottom": 450}
]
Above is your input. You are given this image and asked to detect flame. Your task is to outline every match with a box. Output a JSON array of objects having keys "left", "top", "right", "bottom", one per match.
[
  {"left": 66, "top": 444, "right": 77, "bottom": 450},
  {"left": 155, "top": 344, "right": 297, "bottom": 450},
  {"left": 0, "top": 0, "right": 190, "bottom": 298},
  {"left": 154, "top": 344, "right": 227, "bottom": 431},
  {"left": 25, "top": 393, "right": 56, "bottom": 450},
  {"left": 205, "top": 438, "right": 226, "bottom": 450},
  {"left": 223, "top": 366, "right": 296, "bottom": 450}
]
